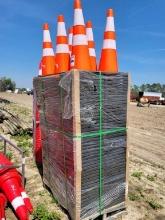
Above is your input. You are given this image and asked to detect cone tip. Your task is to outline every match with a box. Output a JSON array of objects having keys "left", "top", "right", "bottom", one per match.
[
  {"left": 43, "top": 23, "right": 49, "bottom": 30},
  {"left": 86, "top": 21, "right": 92, "bottom": 28},
  {"left": 107, "top": 9, "right": 114, "bottom": 17},
  {"left": 74, "top": 0, "right": 82, "bottom": 9},
  {"left": 58, "top": 15, "right": 64, "bottom": 22}
]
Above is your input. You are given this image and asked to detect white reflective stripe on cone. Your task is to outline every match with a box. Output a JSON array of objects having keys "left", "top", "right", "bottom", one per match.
[
  {"left": 73, "top": 34, "right": 88, "bottom": 46},
  {"left": 89, "top": 48, "right": 96, "bottom": 57},
  {"left": 86, "top": 28, "right": 94, "bottom": 41},
  {"left": 43, "top": 48, "right": 54, "bottom": 56},
  {"left": 57, "top": 22, "right": 67, "bottom": 36},
  {"left": 11, "top": 196, "right": 25, "bottom": 210},
  {"left": 105, "top": 17, "right": 115, "bottom": 32},
  {"left": 1, "top": 218, "right": 5, "bottom": 220},
  {"left": 38, "top": 69, "right": 42, "bottom": 76},
  {"left": 74, "top": 9, "right": 85, "bottom": 25},
  {"left": 56, "top": 44, "right": 69, "bottom": 53},
  {"left": 43, "top": 30, "right": 51, "bottom": 42},
  {"left": 21, "top": 192, "right": 28, "bottom": 199},
  {"left": 103, "top": 39, "right": 116, "bottom": 49}
]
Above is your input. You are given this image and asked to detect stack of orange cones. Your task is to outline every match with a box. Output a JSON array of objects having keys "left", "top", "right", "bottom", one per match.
[
  {"left": 55, "top": 15, "right": 70, "bottom": 73},
  {"left": 68, "top": 27, "right": 73, "bottom": 56},
  {"left": 42, "top": 23, "right": 56, "bottom": 76},
  {"left": 86, "top": 21, "right": 97, "bottom": 71},
  {"left": 39, "top": 1, "right": 120, "bottom": 74},
  {"left": 71, "top": 0, "right": 91, "bottom": 70},
  {"left": 99, "top": 9, "right": 118, "bottom": 73}
]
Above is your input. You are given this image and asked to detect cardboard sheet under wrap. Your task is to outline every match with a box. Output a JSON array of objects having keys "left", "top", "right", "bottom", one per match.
[{"left": 33, "top": 70, "right": 128, "bottom": 220}]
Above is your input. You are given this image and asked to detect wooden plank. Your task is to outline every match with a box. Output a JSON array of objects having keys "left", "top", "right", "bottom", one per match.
[
  {"left": 72, "top": 69, "right": 82, "bottom": 220},
  {"left": 82, "top": 202, "right": 126, "bottom": 220},
  {"left": 103, "top": 210, "right": 127, "bottom": 220}
]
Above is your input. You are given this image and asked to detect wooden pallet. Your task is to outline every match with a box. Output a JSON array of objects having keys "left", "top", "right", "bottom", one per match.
[{"left": 82, "top": 202, "right": 126, "bottom": 220}]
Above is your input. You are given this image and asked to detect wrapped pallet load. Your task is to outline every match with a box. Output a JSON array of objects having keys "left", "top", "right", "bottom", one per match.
[{"left": 33, "top": 70, "right": 129, "bottom": 219}]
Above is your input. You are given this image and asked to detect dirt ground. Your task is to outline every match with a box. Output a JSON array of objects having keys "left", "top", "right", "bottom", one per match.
[
  {"left": 123, "top": 103, "right": 165, "bottom": 220},
  {"left": 0, "top": 93, "right": 165, "bottom": 220},
  {"left": 0, "top": 92, "right": 32, "bottom": 109}
]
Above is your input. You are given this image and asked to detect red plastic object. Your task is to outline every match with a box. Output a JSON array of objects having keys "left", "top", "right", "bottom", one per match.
[
  {"left": 0, "top": 153, "right": 30, "bottom": 220},
  {"left": 0, "top": 193, "right": 7, "bottom": 220},
  {"left": 33, "top": 99, "right": 42, "bottom": 165},
  {"left": 20, "top": 186, "right": 33, "bottom": 213}
]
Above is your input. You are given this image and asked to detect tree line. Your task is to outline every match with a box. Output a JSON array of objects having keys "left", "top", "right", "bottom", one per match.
[
  {"left": 0, "top": 77, "right": 16, "bottom": 92},
  {"left": 132, "top": 83, "right": 165, "bottom": 98}
]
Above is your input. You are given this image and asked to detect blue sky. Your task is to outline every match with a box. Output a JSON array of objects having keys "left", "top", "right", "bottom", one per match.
[{"left": 0, "top": 0, "right": 165, "bottom": 88}]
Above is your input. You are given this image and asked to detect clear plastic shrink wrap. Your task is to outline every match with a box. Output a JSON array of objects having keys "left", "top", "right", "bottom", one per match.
[{"left": 33, "top": 70, "right": 129, "bottom": 220}]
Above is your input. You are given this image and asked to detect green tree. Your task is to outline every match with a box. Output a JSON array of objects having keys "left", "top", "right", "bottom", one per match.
[{"left": 0, "top": 77, "right": 16, "bottom": 92}]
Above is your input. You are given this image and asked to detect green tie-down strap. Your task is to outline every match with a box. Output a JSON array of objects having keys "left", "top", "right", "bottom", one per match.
[{"left": 73, "top": 127, "right": 126, "bottom": 139}]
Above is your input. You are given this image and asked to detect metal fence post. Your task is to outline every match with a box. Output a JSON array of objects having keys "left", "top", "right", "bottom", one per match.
[
  {"left": 22, "top": 152, "right": 26, "bottom": 186},
  {"left": 4, "top": 140, "right": 6, "bottom": 155}
]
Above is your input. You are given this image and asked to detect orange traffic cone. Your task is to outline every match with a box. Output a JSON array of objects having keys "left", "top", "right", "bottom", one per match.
[
  {"left": 42, "top": 23, "right": 56, "bottom": 76},
  {"left": 68, "top": 27, "right": 73, "bottom": 56},
  {"left": 0, "top": 173, "right": 28, "bottom": 220},
  {"left": 55, "top": 15, "right": 70, "bottom": 73},
  {"left": 86, "top": 21, "right": 97, "bottom": 71},
  {"left": 0, "top": 154, "right": 29, "bottom": 220},
  {"left": 71, "top": 0, "right": 91, "bottom": 70},
  {"left": 99, "top": 9, "right": 118, "bottom": 73}
]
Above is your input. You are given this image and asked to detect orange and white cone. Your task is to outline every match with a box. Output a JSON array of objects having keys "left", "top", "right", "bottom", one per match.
[
  {"left": 20, "top": 186, "right": 33, "bottom": 214},
  {"left": 68, "top": 27, "right": 73, "bottom": 56},
  {"left": 86, "top": 21, "right": 97, "bottom": 71},
  {"left": 71, "top": 0, "right": 91, "bottom": 70},
  {"left": 0, "top": 175, "right": 28, "bottom": 220},
  {"left": 99, "top": 9, "right": 118, "bottom": 73},
  {"left": 55, "top": 15, "right": 70, "bottom": 73},
  {"left": 42, "top": 23, "right": 56, "bottom": 76}
]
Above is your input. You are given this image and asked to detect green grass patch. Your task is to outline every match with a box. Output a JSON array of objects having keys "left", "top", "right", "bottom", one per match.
[
  {"left": 136, "top": 186, "right": 145, "bottom": 198},
  {"left": 129, "top": 193, "right": 141, "bottom": 201},
  {"left": 32, "top": 204, "right": 61, "bottom": 220},
  {"left": 132, "top": 171, "right": 143, "bottom": 180},
  {"left": 12, "top": 131, "right": 32, "bottom": 156},
  {"left": 17, "top": 140, "right": 32, "bottom": 156},
  {"left": 12, "top": 131, "right": 32, "bottom": 142},
  {"left": 146, "top": 198, "right": 163, "bottom": 210},
  {"left": 6, "top": 151, "right": 13, "bottom": 160},
  {"left": 147, "top": 175, "right": 155, "bottom": 182}
]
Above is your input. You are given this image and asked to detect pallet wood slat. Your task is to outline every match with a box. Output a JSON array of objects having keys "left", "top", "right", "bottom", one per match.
[{"left": 33, "top": 70, "right": 129, "bottom": 220}]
